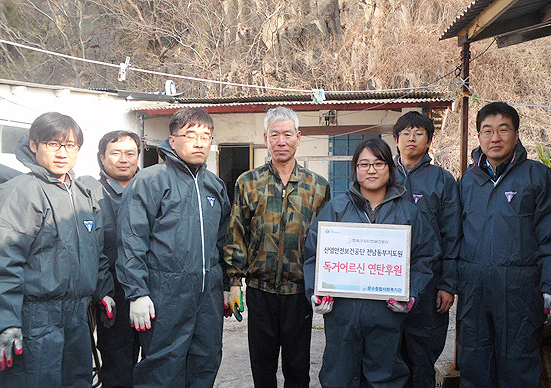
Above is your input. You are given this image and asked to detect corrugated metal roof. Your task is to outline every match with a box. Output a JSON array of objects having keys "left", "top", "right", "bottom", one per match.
[
  {"left": 170, "top": 90, "right": 447, "bottom": 104},
  {"left": 130, "top": 96, "right": 453, "bottom": 113},
  {"left": 129, "top": 90, "right": 452, "bottom": 112},
  {"left": 440, "top": 0, "right": 494, "bottom": 40},
  {"left": 440, "top": 0, "right": 551, "bottom": 41}
]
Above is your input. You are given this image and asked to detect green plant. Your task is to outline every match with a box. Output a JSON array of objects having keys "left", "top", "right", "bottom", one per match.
[{"left": 536, "top": 143, "right": 551, "bottom": 168}]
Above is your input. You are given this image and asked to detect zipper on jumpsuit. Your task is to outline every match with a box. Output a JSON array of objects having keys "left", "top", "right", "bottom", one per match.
[
  {"left": 185, "top": 165, "right": 207, "bottom": 293},
  {"left": 274, "top": 182, "right": 288, "bottom": 292},
  {"left": 63, "top": 181, "right": 82, "bottom": 296}
]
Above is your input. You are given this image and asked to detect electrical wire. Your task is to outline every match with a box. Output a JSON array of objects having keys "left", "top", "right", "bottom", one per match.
[
  {"left": 0, "top": 39, "right": 311, "bottom": 94},
  {"left": 0, "top": 38, "right": 460, "bottom": 95}
]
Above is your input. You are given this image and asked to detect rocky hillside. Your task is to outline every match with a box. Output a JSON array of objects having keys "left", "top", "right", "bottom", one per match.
[{"left": 1, "top": 0, "right": 550, "bottom": 176}]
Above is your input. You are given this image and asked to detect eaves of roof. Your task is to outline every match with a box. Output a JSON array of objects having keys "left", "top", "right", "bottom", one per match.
[
  {"left": 130, "top": 97, "right": 453, "bottom": 115},
  {"left": 129, "top": 90, "right": 453, "bottom": 115},
  {"left": 440, "top": 0, "right": 551, "bottom": 41}
]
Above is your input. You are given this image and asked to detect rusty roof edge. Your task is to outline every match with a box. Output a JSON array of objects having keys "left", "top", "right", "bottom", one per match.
[
  {"left": 169, "top": 90, "right": 450, "bottom": 104},
  {"left": 129, "top": 97, "right": 454, "bottom": 112}
]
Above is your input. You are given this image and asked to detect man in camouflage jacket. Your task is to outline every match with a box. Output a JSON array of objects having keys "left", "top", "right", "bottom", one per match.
[{"left": 224, "top": 107, "right": 331, "bottom": 388}]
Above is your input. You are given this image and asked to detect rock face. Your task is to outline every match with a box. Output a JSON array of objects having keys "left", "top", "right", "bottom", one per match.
[{"left": 0, "top": 0, "right": 493, "bottom": 96}]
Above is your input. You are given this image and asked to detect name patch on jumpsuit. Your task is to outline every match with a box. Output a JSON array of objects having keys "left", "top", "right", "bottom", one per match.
[
  {"left": 207, "top": 196, "right": 216, "bottom": 207},
  {"left": 83, "top": 220, "right": 94, "bottom": 232},
  {"left": 504, "top": 191, "right": 516, "bottom": 203},
  {"left": 413, "top": 194, "right": 423, "bottom": 204}
]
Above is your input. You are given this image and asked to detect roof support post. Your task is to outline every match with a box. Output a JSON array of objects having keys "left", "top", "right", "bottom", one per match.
[
  {"left": 460, "top": 42, "right": 470, "bottom": 175},
  {"left": 139, "top": 113, "right": 145, "bottom": 169}
]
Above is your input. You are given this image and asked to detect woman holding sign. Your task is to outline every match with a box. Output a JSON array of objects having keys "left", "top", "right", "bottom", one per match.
[{"left": 303, "top": 138, "right": 439, "bottom": 388}]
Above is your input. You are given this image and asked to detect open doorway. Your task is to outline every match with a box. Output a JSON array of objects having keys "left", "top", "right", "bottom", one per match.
[
  {"left": 219, "top": 144, "right": 251, "bottom": 204},
  {"left": 142, "top": 145, "right": 159, "bottom": 168}
]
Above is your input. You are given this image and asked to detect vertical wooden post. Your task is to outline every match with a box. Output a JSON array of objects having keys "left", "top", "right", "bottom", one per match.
[{"left": 460, "top": 42, "right": 471, "bottom": 175}]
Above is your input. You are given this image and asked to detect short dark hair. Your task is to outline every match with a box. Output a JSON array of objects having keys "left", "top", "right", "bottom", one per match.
[
  {"left": 29, "top": 112, "right": 83, "bottom": 146},
  {"left": 476, "top": 102, "right": 519, "bottom": 132},
  {"left": 98, "top": 131, "right": 141, "bottom": 157},
  {"left": 169, "top": 107, "right": 214, "bottom": 135},
  {"left": 393, "top": 111, "right": 435, "bottom": 141},
  {"left": 351, "top": 138, "right": 396, "bottom": 186}
]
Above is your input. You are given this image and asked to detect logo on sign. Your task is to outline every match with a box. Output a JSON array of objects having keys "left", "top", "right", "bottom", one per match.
[{"left": 83, "top": 220, "right": 94, "bottom": 232}]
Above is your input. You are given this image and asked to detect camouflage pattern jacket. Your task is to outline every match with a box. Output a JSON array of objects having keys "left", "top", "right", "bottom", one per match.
[{"left": 224, "top": 161, "right": 331, "bottom": 295}]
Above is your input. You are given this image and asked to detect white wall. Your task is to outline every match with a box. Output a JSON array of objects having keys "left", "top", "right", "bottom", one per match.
[
  {"left": 136, "top": 106, "right": 423, "bottom": 180},
  {"left": 0, "top": 82, "right": 140, "bottom": 178}
]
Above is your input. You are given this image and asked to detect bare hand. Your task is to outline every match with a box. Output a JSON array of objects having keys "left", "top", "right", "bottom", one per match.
[{"left": 436, "top": 290, "right": 454, "bottom": 313}]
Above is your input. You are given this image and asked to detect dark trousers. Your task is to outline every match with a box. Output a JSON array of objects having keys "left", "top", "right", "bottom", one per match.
[
  {"left": 3, "top": 298, "right": 92, "bottom": 388},
  {"left": 320, "top": 298, "right": 408, "bottom": 388},
  {"left": 402, "top": 277, "right": 449, "bottom": 388},
  {"left": 97, "top": 280, "right": 140, "bottom": 388},
  {"left": 457, "top": 262, "right": 543, "bottom": 388},
  {"left": 246, "top": 286, "right": 312, "bottom": 388}
]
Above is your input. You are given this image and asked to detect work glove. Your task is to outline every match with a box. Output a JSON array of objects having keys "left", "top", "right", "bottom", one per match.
[
  {"left": 98, "top": 295, "right": 116, "bottom": 328},
  {"left": 311, "top": 295, "right": 334, "bottom": 314},
  {"left": 0, "top": 327, "right": 22, "bottom": 371},
  {"left": 223, "top": 291, "right": 232, "bottom": 318},
  {"left": 229, "top": 286, "right": 244, "bottom": 322},
  {"left": 544, "top": 293, "right": 551, "bottom": 326},
  {"left": 387, "top": 297, "right": 415, "bottom": 313},
  {"left": 129, "top": 295, "right": 155, "bottom": 331}
]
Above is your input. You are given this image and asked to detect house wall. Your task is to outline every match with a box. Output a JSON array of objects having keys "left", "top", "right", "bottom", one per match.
[
  {"left": 0, "top": 81, "right": 140, "bottom": 178},
  {"left": 0, "top": 79, "right": 424, "bottom": 182},
  {"left": 140, "top": 107, "right": 417, "bottom": 182}
]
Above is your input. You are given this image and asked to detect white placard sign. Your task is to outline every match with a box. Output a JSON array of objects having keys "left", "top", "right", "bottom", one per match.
[{"left": 314, "top": 221, "right": 411, "bottom": 301}]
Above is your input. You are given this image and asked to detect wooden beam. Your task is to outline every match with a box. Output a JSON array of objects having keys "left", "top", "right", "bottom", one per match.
[
  {"left": 299, "top": 124, "right": 393, "bottom": 136},
  {"left": 457, "top": 0, "right": 517, "bottom": 43},
  {"left": 497, "top": 24, "right": 551, "bottom": 48},
  {"left": 460, "top": 43, "right": 470, "bottom": 176},
  {"left": 543, "top": 3, "right": 551, "bottom": 22},
  {"left": 467, "top": 12, "right": 542, "bottom": 43}
]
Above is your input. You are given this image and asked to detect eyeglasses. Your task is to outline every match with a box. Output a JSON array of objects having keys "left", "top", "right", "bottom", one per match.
[
  {"left": 172, "top": 132, "right": 213, "bottom": 143},
  {"left": 479, "top": 127, "right": 515, "bottom": 138},
  {"left": 400, "top": 130, "right": 427, "bottom": 138},
  {"left": 356, "top": 161, "right": 388, "bottom": 171},
  {"left": 42, "top": 141, "right": 80, "bottom": 154}
]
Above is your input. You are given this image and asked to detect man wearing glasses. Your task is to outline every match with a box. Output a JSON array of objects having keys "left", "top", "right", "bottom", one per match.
[
  {"left": 393, "top": 112, "right": 461, "bottom": 388},
  {"left": 116, "top": 108, "right": 231, "bottom": 388},
  {"left": 0, "top": 112, "right": 114, "bottom": 387},
  {"left": 458, "top": 102, "right": 551, "bottom": 387}
]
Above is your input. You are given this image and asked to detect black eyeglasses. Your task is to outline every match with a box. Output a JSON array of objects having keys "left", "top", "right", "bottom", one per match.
[
  {"left": 42, "top": 141, "right": 80, "bottom": 154},
  {"left": 356, "top": 161, "right": 388, "bottom": 171},
  {"left": 479, "top": 127, "right": 515, "bottom": 138},
  {"left": 171, "top": 132, "right": 213, "bottom": 143}
]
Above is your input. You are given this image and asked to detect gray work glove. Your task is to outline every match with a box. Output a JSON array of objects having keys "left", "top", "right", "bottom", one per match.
[
  {"left": 223, "top": 291, "right": 232, "bottom": 318},
  {"left": 129, "top": 296, "right": 155, "bottom": 331},
  {"left": 544, "top": 293, "right": 551, "bottom": 326},
  {"left": 0, "top": 327, "right": 22, "bottom": 371},
  {"left": 387, "top": 297, "right": 415, "bottom": 313},
  {"left": 311, "top": 295, "right": 334, "bottom": 314},
  {"left": 99, "top": 295, "right": 116, "bottom": 328}
]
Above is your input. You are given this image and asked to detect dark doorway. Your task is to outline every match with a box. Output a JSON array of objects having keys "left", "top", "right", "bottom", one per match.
[
  {"left": 142, "top": 145, "right": 159, "bottom": 168},
  {"left": 219, "top": 144, "right": 251, "bottom": 204}
]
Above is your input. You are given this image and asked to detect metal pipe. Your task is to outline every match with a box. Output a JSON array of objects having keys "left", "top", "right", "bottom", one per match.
[{"left": 460, "top": 42, "right": 471, "bottom": 175}]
